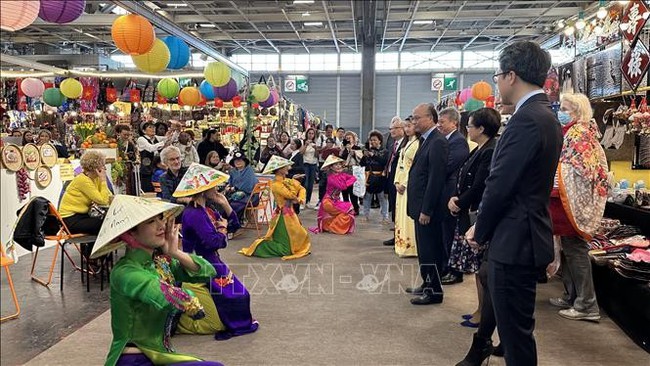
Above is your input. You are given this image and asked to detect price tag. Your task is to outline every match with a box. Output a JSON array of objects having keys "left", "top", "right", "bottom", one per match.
[{"left": 60, "top": 164, "right": 75, "bottom": 181}]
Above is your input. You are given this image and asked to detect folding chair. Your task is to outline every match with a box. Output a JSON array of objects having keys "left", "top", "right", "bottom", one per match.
[
  {"left": 1, "top": 243, "right": 20, "bottom": 322},
  {"left": 243, "top": 181, "right": 272, "bottom": 237}
]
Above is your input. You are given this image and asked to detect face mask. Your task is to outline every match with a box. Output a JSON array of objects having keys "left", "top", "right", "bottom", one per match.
[{"left": 557, "top": 111, "right": 572, "bottom": 125}]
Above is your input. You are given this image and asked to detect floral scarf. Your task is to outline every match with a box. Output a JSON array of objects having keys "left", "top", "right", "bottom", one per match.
[{"left": 558, "top": 121, "right": 609, "bottom": 239}]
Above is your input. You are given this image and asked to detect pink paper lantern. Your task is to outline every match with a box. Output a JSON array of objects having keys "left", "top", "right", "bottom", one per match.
[
  {"left": 459, "top": 88, "right": 472, "bottom": 103},
  {"left": 21, "top": 78, "right": 45, "bottom": 98},
  {"left": 1, "top": 0, "right": 40, "bottom": 31},
  {"left": 39, "top": 0, "right": 86, "bottom": 24}
]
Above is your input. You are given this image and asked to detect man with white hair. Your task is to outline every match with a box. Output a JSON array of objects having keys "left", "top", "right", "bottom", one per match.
[
  {"left": 158, "top": 146, "right": 190, "bottom": 205},
  {"left": 383, "top": 116, "right": 407, "bottom": 246}
]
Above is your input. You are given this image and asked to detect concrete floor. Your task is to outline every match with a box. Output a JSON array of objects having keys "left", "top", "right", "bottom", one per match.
[{"left": 3, "top": 208, "right": 649, "bottom": 365}]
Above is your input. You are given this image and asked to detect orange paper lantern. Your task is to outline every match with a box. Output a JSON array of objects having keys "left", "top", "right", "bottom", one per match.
[
  {"left": 111, "top": 14, "right": 155, "bottom": 56},
  {"left": 471, "top": 81, "right": 492, "bottom": 101},
  {"left": 179, "top": 87, "right": 201, "bottom": 107}
]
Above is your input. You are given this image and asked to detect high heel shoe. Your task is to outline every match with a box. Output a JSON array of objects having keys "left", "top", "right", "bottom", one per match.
[{"left": 455, "top": 333, "right": 494, "bottom": 366}]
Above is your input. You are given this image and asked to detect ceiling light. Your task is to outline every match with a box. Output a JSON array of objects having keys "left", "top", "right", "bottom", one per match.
[
  {"left": 564, "top": 25, "right": 575, "bottom": 36},
  {"left": 293, "top": 0, "right": 314, "bottom": 4},
  {"left": 167, "top": 2, "right": 188, "bottom": 6},
  {"left": 413, "top": 20, "right": 434, "bottom": 25},
  {"left": 597, "top": 0, "right": 608, "bottom": 19},
  {"left": 199, "top": 23, "right": 217, "bottom": 28},
  {"left": 304, "top": 21, "right": 323, "bottom": 26},
  {"left": 575, "top": 11, "right": 586, "bottom": 30},
  {"left": 302, "top": 11, "right": 310, "bottom": 17},
  {"left": 620, "top": 22, "right": 629, "bottom": 30},
  {"left": 618, "top": 0, "right": 629, "bottom": 4}
]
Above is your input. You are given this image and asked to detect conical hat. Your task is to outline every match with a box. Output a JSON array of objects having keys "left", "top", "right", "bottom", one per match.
[
  {"left": 90, "top": 195, "right": 184, "bottom": 259},
  {"left": 321, "top": 154, "right": 344, "bottom": 170},
  {"left": 172, "top": 163, "right": 230, "bottom": 198},
  {"left": 262, "top": 155, "right": 293, "bottom": 175}
]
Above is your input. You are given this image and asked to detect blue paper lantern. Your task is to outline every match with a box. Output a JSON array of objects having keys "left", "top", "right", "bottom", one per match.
[
  {"left": 164, "top": 36, "right": 190, "bottom": 70},
  {"left": 199, "top": 80, "right": 217, "bottom": 100}
]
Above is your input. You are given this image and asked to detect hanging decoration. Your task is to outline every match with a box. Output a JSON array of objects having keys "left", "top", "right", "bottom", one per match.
[
  {"left": 485, "top": 95, "right": 496, "bottom": 109},
  {"left": 621, "top": 40, "right": 650, "bottom": 91},
  {"left": 1, "top": 0, "right": 40, "bottom": 31},
  {"left": 464, "top": 98, "right": 485, "bottom": 112},
  {"left": 199, "top": 80, "right": 217, "bottom": 100},
  {"left": 260, "top": 89, "right": 279, "bottom": 108},
  {"left": 79, "top": 77, "right": 99, "bottom": 112},
  {"left": 38, "top": 0, "right": 86, "bottom": 24},
  {"left": 251, "top": 83, "right": 271, "bottom": 102},
  {"left": 214, "top": 98, "right": 224, "bottom": 108},
  {"left": 106, "top": 87, "right": 118, "bottom": 103},
  {"left": 232, "top": 95, "right": 242, "bottom": 108},
  {"left": 620, "top": 0, "right": 649, "bottom": 45},
  {"left": 157, "top": 78, "right": 180, "bottom": 99},
  {"left": 179, "top": 87, "right": 202, "bottom": 106},
  {"left": 20, "top": 78, "right": 45, "bottom": 98},
  {"left": 111, "top": 14, "right": 155, "bottom": 55},
  {"left": 204, "top": 62, "right": 231, "bottom": 87},
  {"left": 471, "top": 81, "right": 492, "bottom": 101},
  {"left": 132, "top": 38, "right": 170, "bottom": 74},
  {"left": 43, "top": 88, "right": 67, "bottom": 107},
  {"left": 164, "top": 36, "right": 190, "bottom": 69},
  {"left": 215, "top": 78, "right": 238, "bottom": 101},
  {"left": 60, "top": 78, "right": 83, "bottom": 99},
  {"left": 459, "top": 87, "right": 472, "bottom": 103},
  {"left": 130, "top": 89, "right": 141, "bottom": 103}
]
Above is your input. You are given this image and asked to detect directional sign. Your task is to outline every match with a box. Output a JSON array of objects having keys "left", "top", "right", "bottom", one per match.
[
  {"left": 444, "top": 76, "right": 458, "bottom": 91},
  {"left": 431, "top": 77, "right": 444, "bottom": 91}
]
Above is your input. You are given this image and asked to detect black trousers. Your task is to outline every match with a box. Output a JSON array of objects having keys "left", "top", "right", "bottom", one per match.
[
  {"left": 341, "top": 186, "right": 359, "bottom": 214},
  {"left": 63, "top": 214, "right": 102, "bottom": 255},
  {"left": 489, "top": 260, "right": 540, "bottom": 366},
  {"left": 414, "top": 220, "right": 446, "bottom": 293},
  {"left": 386, "top": 183, "right": 397, "bottom": 222},
  {"left": 476, "top": 257, "right": 497, "bottom": 339},
  {"left": 441, "top": 212, "right": 457, "bottom": 274}
]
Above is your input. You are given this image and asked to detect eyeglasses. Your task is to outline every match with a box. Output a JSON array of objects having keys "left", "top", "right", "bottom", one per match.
[
  {"left": 492, "top": 71, "right": 510, "bottom": 83},
  {"left": 466, "top": 124, "right": 477, "bottom": 129}
]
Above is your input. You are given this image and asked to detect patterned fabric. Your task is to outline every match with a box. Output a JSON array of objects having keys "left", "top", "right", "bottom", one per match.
[
  {"left": 310, "top": 172, "right": 356, "bottom": 234},
  {"left": 262, "top": 155, "right": 293, "bottom": 174},
  {"left": 173, "top": 163, "right": 230, "bottom": 198},
  {"left": 448, "top": 224, "right": 482, "bottom": 273},
  {"left": 558, "top": 121, "right": 609, "bottom": 239},
  {"left": 394, "top": 137, "right": 419, "bottom": 257}
]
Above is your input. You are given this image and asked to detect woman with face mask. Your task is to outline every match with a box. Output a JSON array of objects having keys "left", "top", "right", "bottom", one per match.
[{"left": 548, "top": 93, "right": 608, "bottom": 322}]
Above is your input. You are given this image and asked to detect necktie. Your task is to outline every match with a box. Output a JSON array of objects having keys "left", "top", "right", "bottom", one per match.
[{"left": 387, "top": 140, "right": 399, "bottom": 173}]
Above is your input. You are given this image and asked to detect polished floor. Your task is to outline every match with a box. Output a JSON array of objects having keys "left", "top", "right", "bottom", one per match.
[{"left": 2, "top": 207, "right": 648, "bottom": 366}]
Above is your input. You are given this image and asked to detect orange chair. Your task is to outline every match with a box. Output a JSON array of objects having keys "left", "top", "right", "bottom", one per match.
[
  {"left": 1, "top": 243, "right": 20, "bottom": 322},
  {"left": 243, "top": 181, "right": 272, "bottom": 237},
  {"left": 30, "top": 202, "right": 98, "bottom": 292}
]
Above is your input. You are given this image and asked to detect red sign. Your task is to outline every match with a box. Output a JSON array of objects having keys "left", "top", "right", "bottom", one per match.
[
  {"left": 130, "top": 89, "right": 141, "bottom": 103},
  {"left": 622, "top": 40, "right": 650, "bottom": 91},
  {"left": 106, "top": 87, "right": 117, "bottom": 103},
  {"left": 621, "top": 0, "right": 649, "bottom": 44},
  {"left": 82, "top": 86, "right": 95, "bottom": 100}
]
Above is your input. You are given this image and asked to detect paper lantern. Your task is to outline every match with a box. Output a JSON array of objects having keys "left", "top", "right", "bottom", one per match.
[
  {"left": 132, "top": 38, "right": 170, "bottom": 74},
  {"left": 215, "top": 78, "right": 238, "bottom": 101},
  {"left": 251, "top": 83, "right": 270, "bottom": 103},
  {"left": 21, "top": 78, "right": 45, "bottom": 98},
  {"left": 232, "top": 95, "right": 242, "bottom": 108},
  {"left": 164, "top": 36, "right": 190, "bottom": 69},
  {"left": 43, "top": 88, "right": 67, "bottom": 107},
  {"left": 60, "top": 78, "right": 83, "bottom": 99},
  {"left": 1, "top": 1, "right": 40, "bottom": 31},
  {"left": 471, "top": 81, "right": 493, "bottom": 101},
  {"left": 39, "top": 0, "right": 85, "bottom": 24},
  {"left": 485, "top": 95, "right": 496, "bottom": 109},
  {"left": 204, "top": 62, "right": 230, "bottom": 87},
  {"left": 260, "top": 89, "right": 279, "bottom": 108},
  {"left": 179, "top": 87, "right": 201, "bottom": 107},
  {"left": 215, "top": 98, "right": 224, "bottom": 108},
  {"left": 199, "top": 80, "right": 217, "bottom": 100},
  {"left": 464, "top": 98, "right": 485, "bottom": 112},
  {"left": 111, "top": 14, "right": 155, "bottom": 56},
  {"left": 157, "top": 78, "right": 180, "bottom": 99},
  {"left": 459, "top": 88, "right": 472, "bottom": 103}
]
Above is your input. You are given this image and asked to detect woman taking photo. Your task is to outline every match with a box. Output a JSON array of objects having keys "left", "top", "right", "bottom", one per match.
[
  {"left": 302, "top": 128, "right": 319, "bottom": 208},
  {"left": 339, "top": 131, "right": 363, "bottom": 215},
  {"left": 360, "top": 131, "right": 388, "bottom": 223},
  {"left": 278, "top": 131, "right": 293, "bottom": 158}
]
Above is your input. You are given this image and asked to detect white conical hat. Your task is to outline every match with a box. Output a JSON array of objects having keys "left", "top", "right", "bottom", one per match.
[
  {"left": 262, "top": 155, "right": 293, "bottom": 175},
  {"left": 90, "top": 195, "right": 184, "bottom": 259},
  {"left": 321, "top": 154, "right": 344, "bottom": 170},
  {"left": 172, "top": 163, "right": 230, "bottom": 198}
]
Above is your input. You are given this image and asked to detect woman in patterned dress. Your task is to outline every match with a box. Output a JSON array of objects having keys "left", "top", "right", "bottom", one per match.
[{"left": 393, "top": 117, "right": 420, "bottom": 257}]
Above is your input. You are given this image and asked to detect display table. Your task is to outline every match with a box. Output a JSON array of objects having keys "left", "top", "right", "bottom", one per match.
[{"left": 593, "top": 201, "right": 650, "bottom": 353}]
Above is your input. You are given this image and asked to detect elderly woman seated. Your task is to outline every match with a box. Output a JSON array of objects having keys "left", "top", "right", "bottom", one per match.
[
  {"left": 59, "top": 150, "right": 113, "bottom": 240},
  {"left": 224, "top": 152, "right": 258, "bottom": 220}
]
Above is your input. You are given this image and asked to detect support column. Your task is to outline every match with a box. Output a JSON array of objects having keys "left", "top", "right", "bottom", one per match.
[{"left": 360, "top": 0, "right": 377, "bottom": 138}]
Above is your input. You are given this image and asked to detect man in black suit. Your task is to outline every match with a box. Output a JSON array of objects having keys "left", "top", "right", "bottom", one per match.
[
  {"left": 467, "top": 41, "right": 562, "bottom": 365},
  {"left": 405, "top": 103, "right": 449, "bottom": 305},
  {"left": 436, "top": 108, "right": 470, "bottom": 284},
  {"left": 382, "top": 117, "right": 407, "bottom": 246}
]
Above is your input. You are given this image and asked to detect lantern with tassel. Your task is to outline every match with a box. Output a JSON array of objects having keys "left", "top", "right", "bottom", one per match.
[
  {"left": 60, "top": 78, "right": 83, "bottom": 99},
  {"left": 43, "top": 88, "right": 67, "bottom": 107},
  {"left": 471, "top": 81, "right": 492, "bottom": 101},
  {"left": 157, "top": 78, "right": 180, "bottom": 99},
  {"left": 21, "top": 78, "right": 45, "bottom": 98},
  {"left": 111, "top": 14, "right": 155, "bottom": 55},
  {"left": 164, "top": 36, "right": 190, "bottom": 69},
  {"left": 1, "top": 1, "right": 40, "bottom": 31},
  {"left": 179, "top": 87, "right": 201, "bottom": 107},
  {"left": 251, "top": 83, "right": 270, "bottom": 103},
  {"left": 131, "top": 38, "right": 170, "bottom": 74},
  {"left": 204, "top": 62, "right": 231, "bottom": 87},
  {"left": 214, "top": 98, "right": 224, "bottom": 108},
  {"left": 38, "top": 0, "right": 85, "bottom": 24}
]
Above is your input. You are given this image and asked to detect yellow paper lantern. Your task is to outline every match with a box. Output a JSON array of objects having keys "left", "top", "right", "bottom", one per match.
[
  {"left": 251, "top": 83, "right": 270, "bottom": 102},
  {"left": 471, "top": 81, "right": 493, "bottom": 101},
  {"left": 179, "top": 87, "right": 202, "bottom": 107},
  {"left": 204, "top": 62, "right": 231, "bottom": 87},
  {"left": 111, "top": 14, "right": 155, "bottom": 56},
  {"left": 132, "top": 39, "right": 170, "bottom": 74},
  {"left": 60, "top": 78, "right": 83, "bottom": 99}
]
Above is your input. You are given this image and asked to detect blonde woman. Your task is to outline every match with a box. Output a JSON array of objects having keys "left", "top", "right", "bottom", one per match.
[
  {"left": 393, "top": 117, "right": 420, "bottom": 257},
  {"left": 549, "top": 92, "right": 608, "bottom": 322}
]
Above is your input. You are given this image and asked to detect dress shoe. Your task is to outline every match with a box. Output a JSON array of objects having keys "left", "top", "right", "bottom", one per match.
[
  {"left": 455, "top": 333, "right": 494, "bottom": 366},
  {"left": 405, "top": 286, "right": 424, "bottom": 295},
  {"left": 383, "top": 238, "right": 395, "bottom": 246},
  {"left": 410, "top": 292, "right": 443, "bottom": 305},
  {"left": 441, "top": 273, "right": 464, "bottom": 285}
]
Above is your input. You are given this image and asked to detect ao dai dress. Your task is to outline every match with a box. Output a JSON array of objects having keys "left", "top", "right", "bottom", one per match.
[
  {"left": 311, "top": 172, "right": 357, "bottom": 235},
  {"left": 393, "top": 137, "right": 419, "bottom": 257}
]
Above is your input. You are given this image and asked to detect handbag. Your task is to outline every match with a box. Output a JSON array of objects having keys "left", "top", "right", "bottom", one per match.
[
  {"left": 352, "top": 165, "right": 366, "bottom": 197},
  {"left": 88, "top": 203, "right": 107, "bottom": 219}
]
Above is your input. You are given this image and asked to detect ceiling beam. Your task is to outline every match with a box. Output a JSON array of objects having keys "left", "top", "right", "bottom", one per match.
[
  {"left": 350, "top": 0, "right": 358, "bottom": 52},
  {"left": 110, "top": 0, "right": 247, "bottom": 75},
  {"left": 0, "top": 53, "right": 69, "bottom": 74},
  {"left": 185, "top": 0, "right": 251, "bottom": 54},
  {"left": 281, "top": 9, "right": 310, "bottom": 53},
  {"left": 322, "top": 0, "right": 340, "bottom": 53},
  {"left": 431, "top": 0, "right": 467, "bottom": 51},
  {"left": 399, "top": 1, "right": 420, "bottom": 52},
  {"left": 380, "top": 0, "right": 391, "bottom": 51},
  {"left": 463, "top": 1, "right": 515, "bottom": 50},
  {"left": 228, "top": 0, "right": 280, "bottom": 53}
]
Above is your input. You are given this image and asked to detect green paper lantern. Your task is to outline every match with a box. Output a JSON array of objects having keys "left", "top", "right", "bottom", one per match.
[
  {"left": 43, "top": 87, "right": 67, "bottom": 107},
  {"left": 251, "top": 83, "right": 270, "bottom": 103},
  {"left": 60, "top": 78, "right": 83, "bottom": 99},
  {"left": 464, "top": 98, "right": 484, "bottom": 112},
  {"left": 157, "top": 78, "right": 180, "bottom": 99},
  {"left": 204, "top": 61, "right": 230, "bottom": 87}
]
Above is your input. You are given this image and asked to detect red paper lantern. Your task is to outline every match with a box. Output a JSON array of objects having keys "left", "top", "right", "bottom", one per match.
[
  {"left": 156, "top": 93, "right": 167, "bottom": 105},
  {"left": 252, "top": 103, "right": 260, "bottom": 109},
  {"left": 130, "top": 89, "right": 141, "bottom": 103},
  {"left": 106, "top": 87, "right": 117, "bottom": 102},
  {"left": 485, "top": 95, "right": 495, "bottom": 108},
  {"left": 215, "top": 98, "right": 224, "bottom": 108}
]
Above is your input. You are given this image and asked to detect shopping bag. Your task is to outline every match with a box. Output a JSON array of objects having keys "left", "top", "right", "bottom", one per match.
[{"left": 352, "top": 165, "right": 366, "bottom": 197}]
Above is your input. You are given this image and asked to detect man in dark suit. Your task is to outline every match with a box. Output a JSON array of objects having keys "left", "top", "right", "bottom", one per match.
[
  {"left": 435, "top": 108, "right": 470, "bottom": 284},
  {"left": 382, "top": 117, "right": 407, "bottom": 246},
  {"left": 405, "top": 103, "right": 449, "bottom": 305},
  {"left": 467, "top": 41, "right": 562, "bottom": 365}
]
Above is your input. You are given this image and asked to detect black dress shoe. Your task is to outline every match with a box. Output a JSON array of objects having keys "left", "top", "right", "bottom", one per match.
[
  {"left": 405, "top": 286, "right": 425, "bottom": 295},
  {"left": 383, "top": 238, "right": 395, "bottom": 246},
  {"left": 410, "top": 292, "right": 443, "bottom": 305},
  {"left": 441, "top": 273, "right": 464, "bottom": 285}
]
